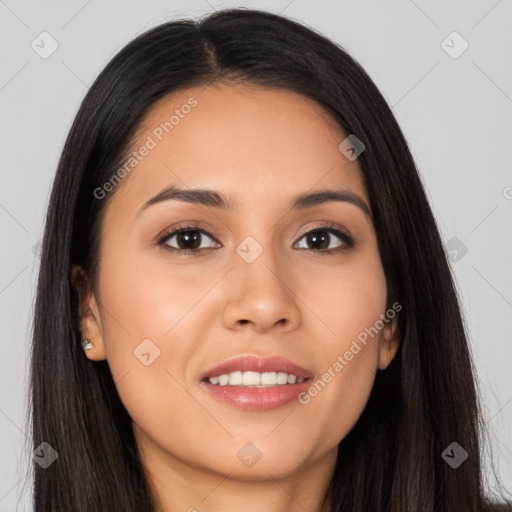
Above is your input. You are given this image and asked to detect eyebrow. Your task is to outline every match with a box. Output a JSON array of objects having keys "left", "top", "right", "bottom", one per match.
[{"left": 136, "top": 184, "right": 372, "bottom": 219}]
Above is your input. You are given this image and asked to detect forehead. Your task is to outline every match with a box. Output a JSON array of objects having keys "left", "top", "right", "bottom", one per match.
[{"left": 110, "top": 83, "right": 368, "bottom": 214}]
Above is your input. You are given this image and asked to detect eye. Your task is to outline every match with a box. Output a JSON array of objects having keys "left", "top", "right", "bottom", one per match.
[
  {"left": 294, "top": 224, "right": 354, "bottom": 254},
  {"left": 157, "top": 225, "right": 220, "bottom": 254},
  {"left": 157, "top": 222, "right": 354, "bottom": 256}
]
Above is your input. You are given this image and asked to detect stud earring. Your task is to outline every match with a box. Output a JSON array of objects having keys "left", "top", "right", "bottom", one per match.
[{"left": 81, "top": 338, "right": 94, "bottom": 351}]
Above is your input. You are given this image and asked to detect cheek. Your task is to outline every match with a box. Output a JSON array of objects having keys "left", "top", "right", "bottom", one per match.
[
  {"left": 294, "top": 253, "right": 387, "bottom": 436},
  {"left": 302, "top": 346, "right": 377, "bottom": 448},
  {"left": 298, "top": 317, "right": 382, "bottom": 450},
  {"left": 298, "top": 249, "right": 388, "bottom": 345},
  {"left": 98, "top": 244, "right": 211, "bottom": 350},
  {"left": 95, "top": 245, "right": 213, "bottom": 410},
  {"left": 95, "top": 254, "right": 208, "bottom": 458}
]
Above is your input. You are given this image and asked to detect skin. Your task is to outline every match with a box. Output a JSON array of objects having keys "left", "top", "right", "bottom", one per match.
[{"left": 75, "top": 83, "right": 400, "bottom": 512}]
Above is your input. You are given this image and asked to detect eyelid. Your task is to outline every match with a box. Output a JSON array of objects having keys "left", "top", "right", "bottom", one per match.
[
  {"left": 295, "top": 221, "right": 351, "bottom": 241},
  {"left": 156, "top": 223, "right": 220, "bottom": 247}
]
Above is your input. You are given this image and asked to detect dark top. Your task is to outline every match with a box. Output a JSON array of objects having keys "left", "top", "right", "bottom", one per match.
[{"left": 482, "top": 502, "right": 512, "bottom": 511}]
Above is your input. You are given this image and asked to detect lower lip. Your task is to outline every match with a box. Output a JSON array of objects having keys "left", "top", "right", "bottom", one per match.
[{"left": 201, "top": 380, "right": 312, "bottom": 411}]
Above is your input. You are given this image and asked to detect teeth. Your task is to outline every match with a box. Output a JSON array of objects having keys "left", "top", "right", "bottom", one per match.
[
  {"left": 208, "top": 371, "right": 304, "bottom": 387},
  {"left": 276, "top": 372, "right": 288, "bottom": 384},
  {"left": 261, "top": 372, "right": 277, "bottom": 386},
  {"left": 229, "top": 371, "right": 243, "bottom": 385},
  {"left": 242, "top": 371, "right": 260, "bottom": 386}
]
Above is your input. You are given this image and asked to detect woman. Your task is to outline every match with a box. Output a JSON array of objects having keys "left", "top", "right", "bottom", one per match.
[{"left": 28, "top": 8, "right": 511, "bottom": 511}]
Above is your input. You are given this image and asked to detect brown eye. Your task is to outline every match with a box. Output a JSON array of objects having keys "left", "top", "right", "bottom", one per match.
[
  {"left": 158, "top": 227, "right": 219, "bottom": 253},
  {"left": 295, "top": 226, "right": 354, "bottom": 253}
]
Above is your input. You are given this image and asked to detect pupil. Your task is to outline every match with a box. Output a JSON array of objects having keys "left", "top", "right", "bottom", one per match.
[
  {"left": 308, "top": 231, "right": 328, "bottom": 250},
  {"left": 178, "top": 231, "right": 200, "bottom": 249}
]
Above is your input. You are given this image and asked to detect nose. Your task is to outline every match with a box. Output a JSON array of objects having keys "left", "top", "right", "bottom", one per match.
[{"left": 221, "top": 246, "right": 302, "bottom": 334}]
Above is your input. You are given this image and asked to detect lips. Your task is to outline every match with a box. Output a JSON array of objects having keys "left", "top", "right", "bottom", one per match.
[
  {"left": 199, "top": 355, "right": 314, "bottom": 411},
  {"left": 200, "top": 355, "right": 314, "bottom": 382}
]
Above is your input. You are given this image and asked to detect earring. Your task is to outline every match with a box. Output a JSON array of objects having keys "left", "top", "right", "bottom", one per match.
[{"left": 81, "top": 338, "right": 94, "bottom": 351}]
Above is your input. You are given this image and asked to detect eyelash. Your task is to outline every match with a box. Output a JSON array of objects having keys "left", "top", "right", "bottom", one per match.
[{"left": 156, "top": 222, "right": 355, "bottom": 256}]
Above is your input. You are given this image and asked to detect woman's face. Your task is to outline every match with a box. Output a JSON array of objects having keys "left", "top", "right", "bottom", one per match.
[{"left": 79, "top": 83, "right": 399, "bottom": 486}]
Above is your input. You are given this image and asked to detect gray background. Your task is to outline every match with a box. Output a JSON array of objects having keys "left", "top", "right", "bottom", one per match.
[{"left": 1, "top": 0, "right": 511, "bottom": 509}]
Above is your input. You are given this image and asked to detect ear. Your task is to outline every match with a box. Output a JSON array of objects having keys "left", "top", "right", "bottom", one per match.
[
  {"left": 377, "top": 305, "right": 400, "bottom": 370},
  {"left": 71, "top": 265, "right": 107, "bottom": 361}
]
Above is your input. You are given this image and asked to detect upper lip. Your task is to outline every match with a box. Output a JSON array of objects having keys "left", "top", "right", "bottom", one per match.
[{"left": 200, "top": 355, "right": 314, "bottom": 381}]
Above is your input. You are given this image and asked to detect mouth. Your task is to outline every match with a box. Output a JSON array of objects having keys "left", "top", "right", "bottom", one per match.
[{"left": 199, "top": 355, "right": 314, "bottom": 411}]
